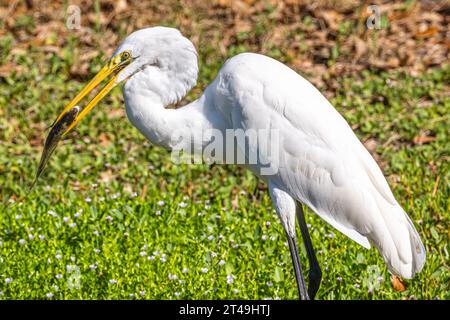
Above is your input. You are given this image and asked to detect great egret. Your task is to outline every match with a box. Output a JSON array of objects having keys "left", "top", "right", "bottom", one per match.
[{"left": 51, "top": 27, "right": 425, "bottom": 299}]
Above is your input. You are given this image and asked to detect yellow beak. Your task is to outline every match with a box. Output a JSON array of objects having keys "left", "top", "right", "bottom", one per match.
[{"left": 51, "top": 54, "right": 130, "bottom": 136}]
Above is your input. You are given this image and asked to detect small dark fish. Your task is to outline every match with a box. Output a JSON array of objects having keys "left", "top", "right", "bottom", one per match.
[{"left": 31, "top": 106, "right": 80, "bottom": 189}]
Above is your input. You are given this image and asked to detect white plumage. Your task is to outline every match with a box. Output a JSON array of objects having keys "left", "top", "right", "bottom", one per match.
[
  {"left": 61, "top": 27, "right": 426, "bottom": 298},
  {"left": 214, "top": 53, "right": 426, "bottom": 278}
]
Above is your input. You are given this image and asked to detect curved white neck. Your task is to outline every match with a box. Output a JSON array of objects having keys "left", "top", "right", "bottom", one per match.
[{"left": 122, "top": 66, "right": 215, "bottom": 152}]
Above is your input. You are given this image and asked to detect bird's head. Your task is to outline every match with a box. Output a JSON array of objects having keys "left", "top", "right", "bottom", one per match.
[{"left": 52, "top": 26, "right": 198, "bottom": 135}]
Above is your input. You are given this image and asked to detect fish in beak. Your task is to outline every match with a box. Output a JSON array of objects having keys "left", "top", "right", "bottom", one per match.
[
  {"left": 32, "top": 105, "right": 81, "bottom": 189},
  {"left": 32, "top": 51, "right": 132, "bottom": 187}
]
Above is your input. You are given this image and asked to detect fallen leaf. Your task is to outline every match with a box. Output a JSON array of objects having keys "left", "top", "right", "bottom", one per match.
[
  {"left": 0, "top": 63, "right": 15, "bottom": 77},
  {"left": 415, "top": 26, "right": 439, "bottom": 38},
  {"left": 98, "top": 133, "right": 112, "bottom": 148},
  {"left": 391, "top": 275, "right": 407, "bottom": 292},
  {"left": 115, "top": 0, "right": 128, "bottom": 14},
  {"left": 413, "top": 135, "right": 437, "bottom": 145},
  {"left": 100, "top": 170, "right": 114, "bottom": 183}
]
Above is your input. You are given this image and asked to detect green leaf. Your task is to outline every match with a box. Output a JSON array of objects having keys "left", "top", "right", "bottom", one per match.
[
  {"left": 430, "top": 227, "right": 439, "bottom": 240},
  {"left": 274, "top": 266, "right": 284, "bottom": 283}
]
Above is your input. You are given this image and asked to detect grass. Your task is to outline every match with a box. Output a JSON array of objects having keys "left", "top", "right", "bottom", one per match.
[{"left": 0, "top": 11, "right": 449, "bottom": 300}]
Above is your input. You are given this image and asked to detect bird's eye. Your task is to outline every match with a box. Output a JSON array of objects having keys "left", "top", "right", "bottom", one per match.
[{"left": 122, "top": 51, "right": 131, "bottom": 60}]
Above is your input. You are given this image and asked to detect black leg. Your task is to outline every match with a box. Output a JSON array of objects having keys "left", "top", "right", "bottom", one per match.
[
  {"left": 285, "top": 231, "right": 309, "bottom": 300},
  {"left": 296, "top": 203, "right": 322, "bottom": 299}
]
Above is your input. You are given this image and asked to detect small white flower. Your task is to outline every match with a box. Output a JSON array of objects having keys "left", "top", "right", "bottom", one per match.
[
  {"left": 93, "top": 230, "right": 100, "bottom": 236},
  {"left": 18, "top": 239, "right": 26, "bottom": 245},
  {"left": 270, "top": 236, "right": 276, "bottom": 241},
  {"left": 218, "top": 234, "right": 224, "bottom": 240},
  {"left": 354, "top": 284, "right": 360, "bottom": 288},
  {"left": 94, "top": 249, "right": 101, "bottom": 254},
  {"left": 147, "top": 255, "right": 155, "bottom": 261},
  {"left": 153, "top": 251, "right": 160, "bottom": 256},
  {"left": 211, "top": 252, "right": 218, "bottom": 258},
  {"left": 178, "top": 202, "right": 187, "bottom": 208},
  {"left": 129, "top": 293, "right": 135, "bottom": 298},
  {"left": 105, "top": 215, "right": 113, "bottom": 222},
  {"left": 377, "top": 276, "right": 383, "bottom": 283},
  {"left": 74, "top": 212, "right": 81, "bottom": 218},
  {"left": 182, "top": 268, "right": 189, "bottom": 273},
  {"left": 261, "top": 235, "right": 267, "bottom": 241},
  {"left": 139, "top": 251, "right": 147, "bottom": 257},
  {"left": 265, "top": 221, "right": 271, "bottom": 227},
  {"left": 46, "top": 293, "right": 53, "bottom": 298},
  {"left": 28, "top": 234, "right": 35, "bottom": 240},
  {"left": 226, "top": 274, "right": 234, "bottom": 285},
  {"left": 157, "top": 200, "right": 165, "bottom": 206},
  {"left": 160, "top": 254, "right": 167, "bottom": 263},
  {"left": 168, "top": 274, "right": 178, "bottom": 280},
  {"left": 233, "top": 289, "right": 239, "bottom": 294},
  {"left": 207, "top": 235, "right": 214, "bottom": 241},
  {"left": 55, "top": 254, "right": 62, "bottom": 260},
  {"left": 174, "top": 292, "right": 181, "bottom": 297},
  {"left": 38, "top": 235, "right": 45, "bottom": 241},
  {"left": 207, "top": 226, "right": 213, "bottom": 232},
  {"left": 140, "top": 291, "right": 145, "bottom": 296},
  {"left": 328, "top": 232, "right": 335, "bottom": 238},
  {"left": 218, "top": 260, "right": 225, "bottom": 266},
  {"left": 70, "top": 256, "right": 76, "bottom": 262},
  {"left": 63, "top": 216, "right": 70, "bottom": 223},
  {"left": 131, "top": 192, "right": 138, "bottom": 198},
  {"left": 48, "top": 210, "right": 58, "bottom": 217},
  {"left": 337, "top": 276, "right": 343, "bottom": 282},
  {"left": 52, "top": 285, "right": 59, "bottom": 291},
  {"left": 201, "top": 268, "right": 208, "bottom": 273},
  {"left": 109, "top": 279, "right": 117, "bottom": 284},
  {"left": 155, "top": 210, "right": 161, "bottom": 216},
  {"left": 15, "top": 214, "right": 22, "bottom": 220},
  {"left": 5, "top": 278, "right": 12, "bottom": 284},
  {"left": 266, "top": 282, "right": 273, "bottom": 287},
  {"left": 85, "top": 197, "right": 92, "bottom": 203},
  {"left": 89, "top": 264, "right": 97, "bottom": 270},
  {"left": 56, "top": 274, "right": 63, "bottom": 280},
  {"left": 69, "top": 223, "right": 76, "bottom": 228}
]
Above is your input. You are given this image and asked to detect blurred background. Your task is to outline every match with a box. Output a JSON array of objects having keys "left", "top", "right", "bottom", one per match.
[{"left": 0, "top": 0, "right": 448, "bottom": 299}]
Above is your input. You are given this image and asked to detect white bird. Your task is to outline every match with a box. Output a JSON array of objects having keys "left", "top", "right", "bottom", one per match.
[{"left": 52, "top": 27, "right": 426, "bottom": 299}]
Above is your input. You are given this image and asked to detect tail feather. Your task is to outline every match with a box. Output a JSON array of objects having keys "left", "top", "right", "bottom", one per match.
[
  {"left": 404, "top": 213, "right": 426, "bottom": 276},
  {"left": 370, "top": 203, "right": 426, "bottom": 279}
]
